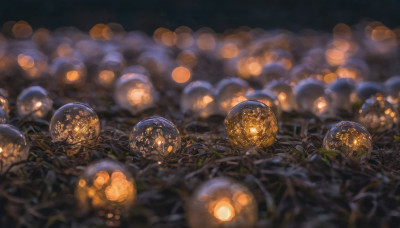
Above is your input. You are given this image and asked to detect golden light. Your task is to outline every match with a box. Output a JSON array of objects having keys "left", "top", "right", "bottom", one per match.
[
  {"left": 177, "top": 51, "right": 198, "bottom": 68},
  {"left": 175, "top": 26, "right": 194, "bottom": 49},
  {"left": 371, "top": 26, "right": 395, "bottom": 42},
  {"left": 333, "top": 23, "right": 352, "bottom": 40},
  {"left": 181, "top": 81, "right": 215, "bottom": 118},
  {"left": 172, "top": 66, "right": 191, "bottom": 83},
  {"left": 12, "top": 20, "right": 32, "bottom": 38},
  {"left": 278, "top": 92, "right": 287, "bottom": 102},
  {"left": 237, "top": 57, "right": 262, "bottom": 78},
  {"left": 56, "top": 43, "right": 73, "bottom": 57},
  {"left": 17, "top": 54, "right": 35, "bottom": 70},
  {"left": 220, "top": 43, "right": 239, "bottom": 59},
  {"left": 98, "top": 70, "right": 115, "bottom": 85},
  {"left": 0, "top": 124, "right": 30, "bottom": 173},
  {"left": 160, "top": 30, "right": 177, "bottom": 46},
  {"left": 34, "top": 101, "right": 42, "bottom": 108},
  {"left": 196, "top": 33, "right": 216, "bottom": 51},
  {"left": 66, "top": 70, "right": 80, "bottom": 82},
  {"left": 213, "top": 199, "right": 235, "bottom": 222},
  {"left": 32, "top": 28, "right": 51, "bottom": 45},
  {"left": 16, "top": 86, "right": 53, "bottom": 119},
  {"left": 89, "top": 23, "right": 113, "bottom": 40},
  {"left": 323, "top": 73, "right": 338, "bottom": 84},
  {"left": 325, "top": 48, "right": 346, "bottom": 66},
  {"left": 314, "top": 97, "right": 328, "bottom": 114}
]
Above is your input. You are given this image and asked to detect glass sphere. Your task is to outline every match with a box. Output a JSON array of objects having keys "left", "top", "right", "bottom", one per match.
[
  {"left": 258, "top": 62, "right": 287, "bottom": 85},
  {"left": 51, "top": 57, "right": 87, "bottom": 86},
  {"left": 225, "top": 100, "right": 278, "bottom": 149},
  {"left": 323, "top": 121, "right": 372, "bottom": 160},
  {"left": 358, "top": 95, "right": 399, "bottom": 132},
  {"left": 129, "top": 117, "right": 181, "bottom": 159},
  {"left": 264, "top": 80, "right": 296, "bottom": 112},
  {"left": 49, "top": 102, "right": 100, "bottom": 150},
  {"left": 336, "top": 58, "right": 369, "bottom": 82},
  {"left": 96, "top": 52, "right": 125, "bottom": 87},
  {"left": 215, "top": 78, "right": 249, "bottom": 115},
  {"left": 384, "top": 76, "right": 400, "bottom": 106},
  {"left": 181, "top": 81, "right": 216, "bottom": 118},
  {"left": 294, "top": 79, "right": 330, "bottom": 116},
  {"left": 75, "top": 160, "right": 136, "bottom": 221},
  {"left": 0, "top": 124, "right": 29, "bottom": 173},
  {"left": 290, "top": 64, "right": 314, "bottom": 83},
  {"left": 187, "top": 177, "right": 257, "bottom": 228},
  {"left": 245, "top": 90, "right": 281, "bottom": 118},
  {"left": 114, "top": 73, "right": 158, "bottom": 115},
  {"left": 327, "top": 78, "right": 357, "bottom": 113},
  {"left": 17, "top": 86, "right": 53, "bottom": 119},
  {"left": 356, "top": 82, "right": 384, "bottom": 101}
]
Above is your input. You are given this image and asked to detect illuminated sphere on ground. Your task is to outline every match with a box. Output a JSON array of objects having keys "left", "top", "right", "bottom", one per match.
[
  {"left": 337, "top": 58, "right": 369, "bottom": 82},
  {"left": 17, "top": 86, "right": 53, "bottom": 119},
  {"left": 75, "top": 160, "right": 136, "bottom": 220},
  {"left": 358, "top": 95, "right": 399, "bottom": 132},
  {"left": 0, "top": 124, "right": 29, "bottom": 173},
  {"left": 294, "top": 78, "right": 330, "bottom": 116},
  {"left": 225, "top": 100, "right": 278, "bottom": 149},
  {"left": 114, "top": 73, "right": 158, "bottom": 115},
  {"left": 51, "top": 57, "right": 87, "bottom": 86},
  {"left": 327, "top": 78, "right": 357, "bottom": 113},
  {"left": 215, "top": 78, "right": 249, "bottom": 115},
  {"left": 96, "top": 52, "right": 125, "bottom": 87},
  {"left": 323, "top": 121, "right": 372, "bottom": 160},
  {"left": 258, "top": 62, "right": 288, "bottom": 85},
  {"left": 180, "top": 81, "right": 216, "bottom": 118},
  {"left": 187, "top": 177, "right": 257, "bottom": 228},
  {"left": 384, "top": 76, "right": 400, "bottom": 106},
  {"left": 264, "top": 80, "right": 296, "bottom": 112},
  {"left": 356, "top": 82, "right": 384, "bottom": 101},
  {"left": 49, "top": 103, "right": 100, "bottom": 149},
  {"left": 245, "top": 90, "right": 281, "bottom": 118},
  {"left": 129, "top": 117, "right": 181, "bottom": 159}
]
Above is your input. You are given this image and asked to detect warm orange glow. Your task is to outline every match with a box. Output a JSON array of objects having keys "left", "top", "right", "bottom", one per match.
[
  {"left": 78, "top": 179, "right": 86, "bottom": 187},
  {"left": 278, "top": 92, "right": 287, "bottom": 102},
  {"left": 66, "top": 70, "right": 80, "bottom": 82},
  {"left": 160, "top": 30, "right": 177, "bottom": 46},
  {"left": 236, "top": 193, "right": 250, "bottom": 206},
  {"left": 220, "top": 43, "right": 239, "bottom": 59},
  {"left": 336, "top": 67, "right": 357, "bottom": 80},
  {"left": 32, "top": 28, "right": 51, "bottom": 45},
  {"left": 17, "top": 54, "right": 35, "bottom": 70},
  {"left": 127, "top": 87, "right": 151, "bottom": 105},
  {"left": 196, "top": 33, "right": 216, "bottom": 51},
  {"left": 105, "top": 171, "right": 134, "bottom": 203},
  {"left": 56, "top": 43, "right": 73, "bottom": 57},
  {"left": 172, "top": 66, "right": 191, "bottom": 83},
  {"left": 177, "top": 51, "right": 198, "bottom": 67},
  {"left": 213, "top": 199, "right": 235, "bottom": 222},
  {"left": 34, "top": 101, "right": 43, "bottom": 109},
  {"left": 12, "top": 21, "right": 32, "bottom": 38},
  {"left": 153, "top": 27, "right": 169, "bottom": 43},
  {"left": 314, "top": 97, "right": 328, "bottom": 113},
  {"left": 98, "top": 70, "right": 115, "bottom": 85},
  {"left": 237, "top": 57, "right": 262, "bottom": 78},
  {"left": 175, "top": 26, "right": 194, "bottom": 49},
  {"left": 94, "top": 171, "right": 110, "bottom": 189},
  {"left": 371, "top": 26, "right": 395, "bottom": 41},
  {"left": 89, "top": 24, "right": 113, "bottom": 40},
  {"left": 325, "top": 48, "right": 346, "bottom": 66},
  {"left": 323, "top": 73, "right": 338, "bottom": 83},
  {"left": 333, "top": 23, "right": 352, "bottom": 39}
]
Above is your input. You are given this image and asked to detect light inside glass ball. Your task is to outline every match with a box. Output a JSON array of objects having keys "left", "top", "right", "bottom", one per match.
[
  {"left": 245, "top": 90, "right": 281, "bottom": 118},
  {"left": 258, "top": 62, "right": 287, "bottom": 85},
  {"left": 336, "top": 58, "right": 369, "bottom": 82},
  {"left": 187, "top": 177, "right": 257, "bottom": 228},
  {"left": 323, "top": 121, "right": 372, "bottom": 160},
  {"left": 0, "top": 124, "right": 29, "bottom": 173},
  {"left": 225, "top": 100, "right": 278, "bottom": 149},
  {"left": 215, "top": 78, "right": 249, "bottom": 115},
  {"left": 181, "top": 81, "right": 215, "bottom": 118},
  {"left": 51, "top": 57, "right": 87, "bottom": 85},
  {"left": 49, "top": 102, "right": 100, "bottom": 150},
  {"left": 358, "top": 95, "right": 399, "bottom": 132},
  {"left": 264, "top": 80, "right": 296, "bottom": 112},
  {"left": 114, "top": 73, "right": 158, "bottom": 115},
  {"left": 17, "top": 86, "right": 53, "bottom": 119},
  {"left": 75, "top": 160, "right": 136, "bottom": 221},
  {"left": 356, "top": 82, "right": 384, "bottom": 101},
  {"left": 294, "top": 79, "right": 330, "bottom": 116},
  {"left": 327, "top": 78, "right": 357, "bottom": 113},
  {"left": 129, "top": 117, "right": 181, "bottom": 159},
  {"left": 97, "top": 52, "right": 125, "bottom": 87}
]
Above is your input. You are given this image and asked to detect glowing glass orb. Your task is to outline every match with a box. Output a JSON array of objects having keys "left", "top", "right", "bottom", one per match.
[
  {"left": 75, "top": 160, "right": 136, "bottom": 220},
  {"left": 129, "top": 117, "right": 181, "bottom": 159},
  {"left": 181, "top": 81, "right": 216, "bottom": 118},
  {"left": 187, "top": 177, "right": 257, "bottom": 228},
  {"left": 49, "top": 102, "right": 100, "bottom": 149},
  {"left": 258, "top": 62, "right": 288, "bottom": 85},
  {"left": 215, "top": 78, "right": 249, "bottom": 115},
  {"left": 323, "top": 121, "right": 372, "bottom": 160},
  {"left": 225, "top": 100, "right": 278, "bottom": 149},
  {"left": 327, "top": 78, "right": 357, "bottom": 113},
  {"left": 337, "top": 58, "right": 369, "bottom": 81},
  {"left": 384, "top": 76, "right": 400, "bottom": 106},
  {"left": 264, "top": 80, "right": 296, "bottom": 112},
  {"left": 17, "top": 86, "right": 53, "bottom": 119},
  {"left": 96, "top": 52, "right": 125, "bottom": 87},
  {"left": 171, "top": 66, "right": 191, "bottom": 84},
  {"left": 0, "top": 124, "right": 29, "bottom": 173},
  {"left": 358, "top": 95, "right": 399, "bottom": 132},
  {"left": 51, "top": 57, "right": 86, "bottom": 85},
  {"left": 294, "top": 79, "right": 330, "bottom": 116},
  {"left": 245, "top": 90, "right": 281, "bottom": 118},
  {"left": 356, "top": 82, "right": 384, "bottom": 101},
  {"left": 114, "top": 73, "right": 158, "bottom": 115}
]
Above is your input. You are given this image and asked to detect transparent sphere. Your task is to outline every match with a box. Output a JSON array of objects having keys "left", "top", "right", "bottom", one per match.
[
  {"left": 384, "top": 76, "right": 400, "bottom": 106},
  {"left": 245, "top": 90, "right": 281, "bottom": 118},
  {"left": 294, "top": 79, "right": 330, "bottom": 116},
  {"left": 75, "top": 160, "right": 136, "bottom": 220},
  {"left": 49, "top": 102, "right": 100, "bottom": 148},
  {"left": 215, "top": 78, "right": 249, "bottom": 115},
  {"left": 323, "top": 121, "right": 372, "bottom": 160},
  {"left": 187, "top": 177, "right": 257, "bottom": 228},
  {"left": 51, "top": 57, "right": 87, "bottom": 85},
  {"left": 290, "top": 64, "right": 314, "bottom": 83},
  {"left": 327, "top": 78, "right": 357, "bottom": 113},
  {"left": 336, "top": 58, "right": 369, "bottom": 82},
  {"left": 225, "top": 100, "right": 278, "bottom": 149},
  {"left": 258, "top": 62, "right": 287, "bottom": 85},
  {"left": 96, "top": 52, "right": 125, "bottom": 87},
  {"left": 358, "top": 95, "right": 399, "bottom": 132},
  {"left": 0, "top": 124, "right": 29, "bottom": 173},
  {"left": 264, "top": 80, "right": 296, "bottom": 112},
  {"left": 181, "top": 81, "right": 216, "bottom": 118},
  {"left": 17, "top": 86, "right": 53, "bottom": 119},
  {"left": 129, "top": 117, "right": 181, "bottom": 159},
  {"left": 114, "top": 73, "right": 158, "bottom": 115},
  {"left": 356, "top": 82, "right": 384, "bottom": 101}
]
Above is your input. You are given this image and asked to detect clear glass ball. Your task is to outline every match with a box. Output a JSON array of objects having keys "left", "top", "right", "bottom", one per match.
[
  {"left": 258, "top": 62, "right": 287, "bottom": 85},
  {"left": 17, "top": 86, "right": 53, "bottom": 119},
  {"left": 245, "top": 90, "right": 281, "bottom": 118},
  {"left": 327, "top": 78, "right": 357, "bottom": 113},
  {"left": 51, "top": 57, "right": 87, "bottom": 86},
  {"left": 114, "top": 73, "right": 158, "bottom": 115},
  {"left": 337, "top": 58, "right": 369, "bottom": 82},
  {"left": 225, "top": 100, "right": 278, "bottom": 149},
  {"left": 294, "top": 78, "right": 330, "bottom": 116},
  {"left": 356, "top": 82, "right": 384, "bottom": 101},
  {"left": 187, "top": 177, "right": 258, "bottom": 228},
  {"left": 75, "top": 160, "right": 136, "bottom": 223},
  {"left": 0, "top": 124, "right": 29, "bottom": 173},
  {"left": 384, "top": 76, "right": 400, "bottom": 106},
  {"left": 49, "top": 102, "right": 100, "bottom": 150},
  {"left": 181, "top": 81, "right": 216, "bottom": 118},
  {"left": 323, "top": 121, "right": 372, "bottom": 160},
  {"left": 129, "top": 117, "right": 181, "bottom": 159},
  {"left": 215, "top": 78, "right": 249, "bottom": 115},
  {"left": 96, "top": 52, "right": 125, "bottom": 87},
  {"left": 264, "top": 80, "right": 296, "bottom": 112},
  {"left": 358, "top": 95, "right": 399, "bottom": 132}
]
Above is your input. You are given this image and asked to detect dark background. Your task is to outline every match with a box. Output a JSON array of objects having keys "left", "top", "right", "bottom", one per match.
[{"left": 1, "top": 0, "right": 400, "bottom": 33}]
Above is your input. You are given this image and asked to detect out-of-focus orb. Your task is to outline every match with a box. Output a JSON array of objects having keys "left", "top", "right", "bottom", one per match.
[
  {"left": 187, "top": 177, "right": 257, "bottom": 228},
  {"left": 327, "top": 78, "right": 357, "bottom": 113},
  {"left": 323, "top": 121, "right": 372, "bottom": 160},
  {"left": 258, "top": 62, "right": 287, "bottom": 85},
  {"left": 49, "top": 103, "right": 100, "bottom": 149},
  {"left": 215, "top": 78, "right": 249, "bottom": 115},
  {"left": 114, "top": 73, "right": 158, "bottom": 115},
  {"left": 294, "top": 79, "right": 330, "bottom": 116},
  {"left": 264, "top": 80, "right": 296, "bottom": 112},
  {"left": 245, "top": 90, "right": 281, "bottom": 118},
  {"left": 17, "top": 86, "right": 53, "bottom": 119},
  {"left": 96, "top": 52, "right": 125, "bottom": 87},
  {"left": 129, "top": 117, "right": 181, "bottom": 159},
  {"left": 0, "top": 108, "right": 7, "bottom": 124},
  {"left": 358, "top": 95, "right": 399, "bottom": 132},
  {"left": 181, "top": 81, "right": 215, "bottom": 118},
  {"left": 290, "top": 64, "right": 314, "bottom": 83},
  {"left": 0, "top": 89, "right": 10, "bottom": 117},
  {"left": 336, "top": 59, "right": 369, "bottom": 82},
  {"left": 356, "top": 82, "right": 384, "bottom": 101},
  {"left": 225, "top": 100, "right": 278, "bottom": 149},
  {"left": 0, "top": 124, "right": 29, "bottom": 173},
  {"left": 51, "top": 57, "right": 87, "bottom": 86},
  {"left": 75, "top": 160, "right": 136, "bottom": 220},
  {"left": 384, "top": 76, "right": 400, "bottom": 106}
]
